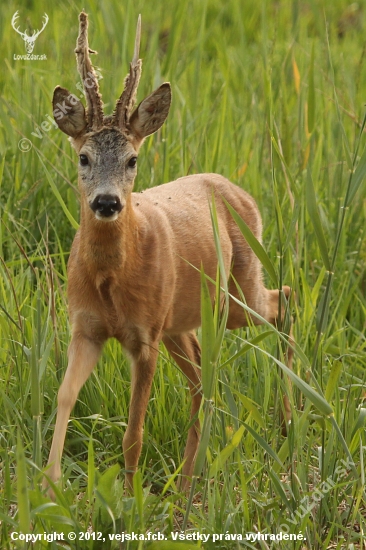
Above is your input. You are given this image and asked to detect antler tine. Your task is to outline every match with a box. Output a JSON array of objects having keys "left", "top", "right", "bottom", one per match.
[
  {"left": 74, "top": 12, "right": 104, "bottom": 130},
  {"left": 11, "top": 11, "right": 23, "bottom": 35},
  {"left": 34, "top": 13, "right": 49, "bottom": 38},
  {"left": 42, "top": 13, "right": 49, "bottom": 28},
  {"left": 114, "top": 15, "right": 142, "bottom": 131},
  {"left": 132, "top": 15, "right": 141, "bottom": 66}
]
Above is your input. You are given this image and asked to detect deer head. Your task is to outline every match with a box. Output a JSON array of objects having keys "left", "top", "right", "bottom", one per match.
[
  {"left": 52, "top": 12, "right": 171, "bottom": 221},
  {"left": 11, "top": 11, "right": 49, "bottom": 54}
]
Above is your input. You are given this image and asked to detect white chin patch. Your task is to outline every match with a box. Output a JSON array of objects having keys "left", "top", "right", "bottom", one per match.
[{"left": 95, "top": 212, "right": 119, "bottom": 222}]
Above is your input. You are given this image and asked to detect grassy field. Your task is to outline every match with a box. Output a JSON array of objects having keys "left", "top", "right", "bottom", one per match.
[{"left": 1, "top": 0, "right": 366, "bottom": 548}]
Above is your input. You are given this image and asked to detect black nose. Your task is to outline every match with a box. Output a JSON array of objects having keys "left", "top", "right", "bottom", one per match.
[{"left": 90, "top": 194, "right": 123, "bottom": 218}]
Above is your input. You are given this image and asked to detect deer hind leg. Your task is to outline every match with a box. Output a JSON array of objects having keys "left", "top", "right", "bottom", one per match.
[
  {"left": 266, "top": 285, "right": 294, "bottom": 427},
  {"left": 44, "top": 333, "right": 103, "bottom": 497},
  {"left": 228, "top": 278, "right": 294, "bottom": 428},
  {"left": 123, "top": 345, "right": 159, "bottom": 493},
  {"left": 162, "top": 332, "right": 202, "bottom": 491}
]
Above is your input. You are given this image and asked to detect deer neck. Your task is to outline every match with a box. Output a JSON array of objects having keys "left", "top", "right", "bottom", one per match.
[{"left": 78, "top": 194, "right": 139, "bottom": 275}]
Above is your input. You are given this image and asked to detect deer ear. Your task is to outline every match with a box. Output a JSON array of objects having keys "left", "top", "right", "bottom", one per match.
[
  {"left": 52, "top": 86, "right": 87, "bottom": 137},
  {"left": 129, "top": 82, "right": 171, "bottom": 142}
]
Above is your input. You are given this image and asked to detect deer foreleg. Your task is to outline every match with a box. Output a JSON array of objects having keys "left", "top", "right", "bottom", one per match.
[{"left": 44, "top": 333, "right": 102, "bottom": 496}]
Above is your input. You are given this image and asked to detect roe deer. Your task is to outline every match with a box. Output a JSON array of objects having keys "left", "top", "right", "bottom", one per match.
[{"left": 44, "top": 12, "right": 292, "bottom": 496}]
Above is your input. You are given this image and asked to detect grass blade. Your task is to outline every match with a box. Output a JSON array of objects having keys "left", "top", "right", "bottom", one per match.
[
  {"left": 193, "top": 399, "right": 214, "bottom": 477},
  {"left": 246, "top": 341, "right": 333, "bottom": 416},
  {"left": 306, "top": 169, "right": 331, "bottom": 271},
  {"left": 36, "top": 152, "right": 79, "bottom": 230},
  {"left": 87, "top": 436, "right": 95, "bottom": 504},
  {"left": 200, "top": 266, "right": 215, "bottom": 400},
  {"left": 223, "top": 198, "right": 278, "bottom": 286},
  {"left": 209, "top": 425, "right": 244, "bottom": 476},
  {"left": 307, "top": 43, "right": 315, "bottom": 134},
  {"left": 16, "top": 434, "right": 30, "bottom": 535},
  {"left": 347, "top": 141, "right": 366, "bottom": 205},
  {"left": 325, "top": 360, "right": 342, "bottom": 402},
  {"left": 243, "top": 422, "right": 284, "bottom": 469}
]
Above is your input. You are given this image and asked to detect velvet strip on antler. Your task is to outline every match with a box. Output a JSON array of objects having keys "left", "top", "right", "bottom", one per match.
[
  {"left": 74, "top": 12, "right": 104, "bottom": 130},
  {"left": 114, "top": 15, "right": 142, "bottom": 132}
]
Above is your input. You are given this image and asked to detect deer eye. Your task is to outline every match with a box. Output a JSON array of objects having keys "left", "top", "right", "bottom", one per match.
[
  {"left": 79, "top": 154, "right": 89, "bottom": 166},
  {"left": 127, "top": 156, "right": 137, "bottom": 168}
]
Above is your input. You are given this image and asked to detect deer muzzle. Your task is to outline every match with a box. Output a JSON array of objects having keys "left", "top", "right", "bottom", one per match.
[{"left": 90, "top": 194, "right": 123, "bottom": 220}]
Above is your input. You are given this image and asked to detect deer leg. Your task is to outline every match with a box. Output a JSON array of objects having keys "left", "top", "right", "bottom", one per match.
[
  {"left": 44, "top": 333, "right": 103, "bottom": 496},
  {"left": 266, "top": 286, "right": 294, "bottom": 428},
  {"left": 123, "top": 346, "right": 159, "bottom": 492},
  {"left": 163, "top": 332, "right": 202, "bottom": 490},
  {"left": 228, "top": 280, "right": 294, "bottom": 428}
]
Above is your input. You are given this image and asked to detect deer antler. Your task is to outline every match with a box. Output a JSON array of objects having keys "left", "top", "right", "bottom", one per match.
[
  {"left": 113, "top": 15, "right": 142, "bottom": 131},
  {"left": 74, "top": 12, "right": 104, "bottom": 131},
  {"left": 33, "top": 13, "right": 49, "bottom": 39},
  {"left": 11, "top": 11, "right": 28, "bottom": 39}
]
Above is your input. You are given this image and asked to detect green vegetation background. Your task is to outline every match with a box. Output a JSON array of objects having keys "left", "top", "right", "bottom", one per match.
[{"left": 0, "top": 0, "right": 365, "bottom": 548}]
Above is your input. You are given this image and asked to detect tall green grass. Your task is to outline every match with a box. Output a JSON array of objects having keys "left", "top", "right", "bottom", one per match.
[{"left": 1, "top": 0, "right": 365, "bottom": 548}]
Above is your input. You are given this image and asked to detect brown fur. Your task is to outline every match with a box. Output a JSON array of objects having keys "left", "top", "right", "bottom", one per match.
[{"left": 44, "top": 12, "right": 293, "bottom": 497}]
